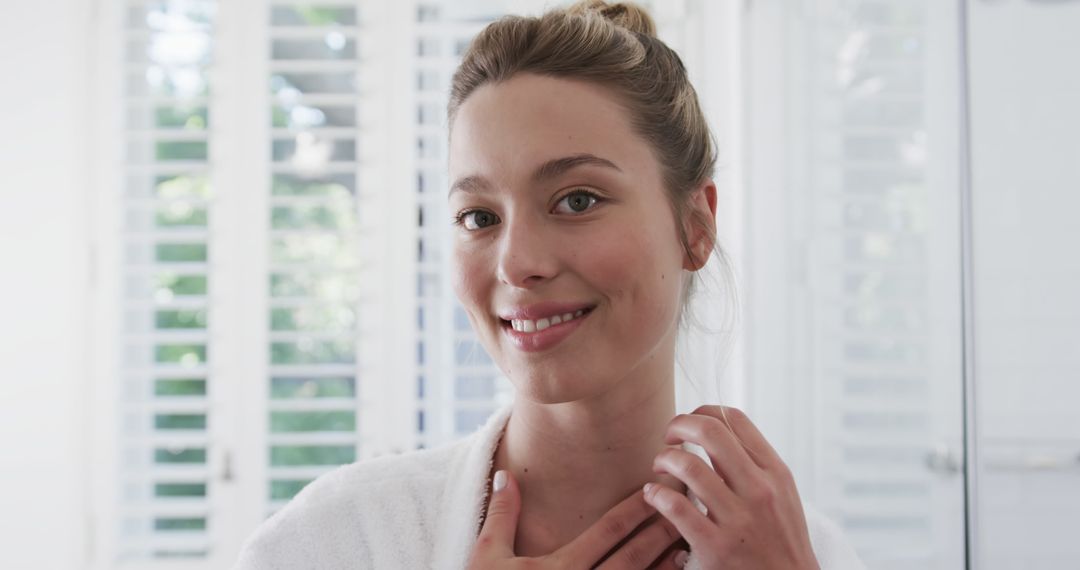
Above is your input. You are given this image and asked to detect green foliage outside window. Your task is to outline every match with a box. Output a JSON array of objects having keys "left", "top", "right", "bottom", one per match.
[
  {"left": 271, "top": 411, "right": 355, "bottom": 432},
  {"left": 270, "top": 445, "right": 355, "bottom": 466},
  {"left": 271, "top": 377, "right": 354, "bottom": 399},
  {"left": 155, "top": 483, "right": 207, "bottom": 498},
  {"left": 154, "top": 448, "right": 206, "bottom": 463},
  {"left": 155, "top": 379, "right": 207, "bottom": 396},
  {"left": 156, "top": 243, "right": 207, "bottom": 262},
  {"left": 156, "top": 141, "right": 208, "bottom": 161},
  {"left": 155, "top": 274, "right": 207, "bottom": 296}
]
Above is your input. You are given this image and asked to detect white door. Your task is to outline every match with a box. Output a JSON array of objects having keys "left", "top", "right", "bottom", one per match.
[
  {"left": 967, "top": 0, "right": 1080, "bottom": 567},
  {"left": 741, "top": 1, "right": 967, "bottom": 567}
]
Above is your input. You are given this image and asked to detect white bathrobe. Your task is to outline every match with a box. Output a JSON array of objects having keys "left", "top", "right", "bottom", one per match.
[{"left": 234, "top": 405, "right": 866, "bottom": 569}]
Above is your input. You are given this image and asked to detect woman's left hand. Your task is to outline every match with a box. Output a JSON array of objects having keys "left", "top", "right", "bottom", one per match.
[{"left": 643, "top": 405, "right": 820, "bottom": 570}]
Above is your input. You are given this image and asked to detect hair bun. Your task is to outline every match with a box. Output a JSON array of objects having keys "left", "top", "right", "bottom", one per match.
[{"left": 567, "top": 0, "right": 657, "bottom": 37}]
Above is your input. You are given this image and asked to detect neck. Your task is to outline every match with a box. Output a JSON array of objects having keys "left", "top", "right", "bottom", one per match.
[{"left": 489, "top": 354, "right": 688, "bottom": 557}]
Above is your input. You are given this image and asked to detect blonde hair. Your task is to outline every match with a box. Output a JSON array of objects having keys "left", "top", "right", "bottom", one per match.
[{"left": 448, "top": 0, "right": 734, "bottom": 333}]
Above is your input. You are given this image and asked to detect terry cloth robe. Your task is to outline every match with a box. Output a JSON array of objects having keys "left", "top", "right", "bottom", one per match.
[{"left": 234, "top": 404, "right": 867, "bottom": 569}]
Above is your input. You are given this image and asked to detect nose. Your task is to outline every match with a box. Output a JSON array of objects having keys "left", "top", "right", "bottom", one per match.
[{"left": 496, "top": 213, "right": 559, "bottom": 288}]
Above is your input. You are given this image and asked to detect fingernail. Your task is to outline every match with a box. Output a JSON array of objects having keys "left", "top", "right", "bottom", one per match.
[
  {"left": 643, "top": 482, "right": 654, "bottom": 496},
  {"left": 493, "top": 470, "right": 507, "bottom": 492},
  {"left": 674, "top": 549, "right": 689, "bottom": 567}
]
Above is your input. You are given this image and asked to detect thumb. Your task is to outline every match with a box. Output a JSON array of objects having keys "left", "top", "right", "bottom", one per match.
[{"left": 472, "top": 470, "right": 521, "bottom": 563}]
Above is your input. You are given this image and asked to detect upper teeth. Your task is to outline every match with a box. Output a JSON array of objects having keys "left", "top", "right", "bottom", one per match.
[{"left": 511, "top": 310, "right": 585, "bottom": 333}]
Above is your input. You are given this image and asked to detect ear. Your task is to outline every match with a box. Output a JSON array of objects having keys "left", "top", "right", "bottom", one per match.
[{"left": 681, "top": 180, "right": 718, "bottom": 272}]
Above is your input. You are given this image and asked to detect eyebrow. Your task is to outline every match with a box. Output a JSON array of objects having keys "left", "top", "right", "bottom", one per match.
[{"left": 448, "top": 153, "right": 622, "bottom": 197}]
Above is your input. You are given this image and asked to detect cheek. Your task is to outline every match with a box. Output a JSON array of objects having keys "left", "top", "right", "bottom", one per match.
[
  {"left": 581, "top": 220, "right": 684, "bottom": 320},
  {"left": 450, "top": 243, "right": 487, "bottom": 309}
]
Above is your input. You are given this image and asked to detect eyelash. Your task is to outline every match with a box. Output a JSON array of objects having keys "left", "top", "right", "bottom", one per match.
[{"left": 451, "top": 189, "right": 604, "bottom": 229}]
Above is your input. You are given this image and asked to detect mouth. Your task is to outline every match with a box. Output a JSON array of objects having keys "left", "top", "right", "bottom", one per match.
[
  {"left": 498, "top": 306, "right": 596, "bottom": 353},
  {"left": 500, "top": 306, "right": 595, "bottom": 333}
]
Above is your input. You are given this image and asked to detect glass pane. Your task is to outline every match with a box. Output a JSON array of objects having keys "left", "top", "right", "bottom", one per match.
[
  {"left": 154, "top": 414, "right": 206, "bottom": 430},
  {"left": 270, "top": 411, "right": 355, "bottom": 432},
  {"left": 270, "top": 445, "right": 355, "bottom": 466},
  {"left": 271, "top": 203, "right": 356, "bottom": 231},
  {"left": 271, "top": 103, "right": 356, "bottom": 128},
  {"left": 154, "top": 344, "right": 206, "bottom": 365},
  {"left": 271, "top": 71, "right": 357, "bottom": 95},
  {"left": 270, "top": 377, "right": 355, "bottom": 399},
  {"left": 269, "top": 271, "right": 360, "bottom": 300},
  {"left": 155, "top": 204, "right": 208, "bottom": 228},
  {"left": 126, "top": 66, "right": 209, "bottom": 98},
  {"left": 271, "top": 38, "right": 356, "bottom": 60},
  {"left": 154, "top": 518, "right": 206, "bottom": 531},
  {"left": 269, "top": 479, "right": 313, "bottom": 501},
  {"left": 270, "top": 305, "right": 355, "bottom": 332},
  {"left": 127, "top": 2, "right": 215, "bottom": 31},
  {"left": 154, "top": 448, "right": 206, "bottom": 463},
  {"left": 153, "top": 273, "right": 207, "bottom": 297},
  {"left": 270, "top": 6, "right": 357, "bottom": 27},
  {"left": 155, "top": 483, "right": 207, "bottom": 498},
  {"left": 271, "top": 137, "right": 355, "bottom": 163},
  {"left": 125, "top": 33, "right": 213, "bottom": 66},
  {"left": 155, "top": 243, "right": 207, "bottom": 262},
  {"left": 155, "top": 379, "right": 207, "bottom": 396},
  {"left": 271, "top": 173, "right": 355, "bottom": 196},
  {"left": 127, "top": 104, "right": 208, "bottom": 130},
  {"left": 270, "top": 340, "right": 354, "bottom": 365},
  {"left": 269, "top": 234, "right": 357, "bottom": 266},
  {"left": 156, "top": 309, "right": 207, "bottom": 329}
]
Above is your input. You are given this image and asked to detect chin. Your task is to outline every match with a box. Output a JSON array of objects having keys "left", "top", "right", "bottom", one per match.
[{"left": 507, "top": 367, "right": 617, "bottom": 405}]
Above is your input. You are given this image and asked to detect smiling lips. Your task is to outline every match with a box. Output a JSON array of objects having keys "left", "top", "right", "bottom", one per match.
[
  {"left": 509, "top": 309, "right": 586, "bottom": 333},
  {"left": 498, "top": 304, "right": 595, "bottom": 352}
]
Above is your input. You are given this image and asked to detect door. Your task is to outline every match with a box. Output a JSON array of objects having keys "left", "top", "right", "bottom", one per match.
[{"left": 967, "top": 0, "right": 1080, "bottom": 567}]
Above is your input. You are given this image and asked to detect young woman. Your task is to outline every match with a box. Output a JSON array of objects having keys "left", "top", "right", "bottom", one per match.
[{"left": 235, "top": 2, "right": 864, "bottom": 569}]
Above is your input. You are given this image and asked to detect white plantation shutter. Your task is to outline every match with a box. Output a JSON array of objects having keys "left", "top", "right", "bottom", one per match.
[
  {"left": 743, "top": 0, "right": 966, "bottom": 568},
  {"left": 109, "top": 0, "right": 418, "bottom": 565},
  {"left": 264, "top": 2, "right": 368, "bottom": 517},
  {"left": 117, "top": 0, "right": 218, "bottom": 561}
]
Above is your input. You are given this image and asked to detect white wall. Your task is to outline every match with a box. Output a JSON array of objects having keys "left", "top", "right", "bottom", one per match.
[{"left": 0, "top": 0, "right": 92, "bottom": 567}]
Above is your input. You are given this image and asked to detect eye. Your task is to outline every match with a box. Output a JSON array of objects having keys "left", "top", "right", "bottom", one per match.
[
  {"left": 455, "top": 210, "right": 500, "bottom": 231},
  {"left": 554, "top": 190, "right": 601, "bottom": 215}
]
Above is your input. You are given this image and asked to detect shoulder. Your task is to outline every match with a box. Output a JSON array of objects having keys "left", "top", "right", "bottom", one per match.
[
  {"left": 232, "top": 435, "right": 479, "bottom": 570},
  {"left": 801, "top": 502, "right": 866, "bottom": 570}
]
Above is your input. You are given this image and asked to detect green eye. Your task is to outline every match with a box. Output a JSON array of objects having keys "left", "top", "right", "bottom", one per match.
[{"left": 556, "top": 190, "right": 600, "bottom": 214}]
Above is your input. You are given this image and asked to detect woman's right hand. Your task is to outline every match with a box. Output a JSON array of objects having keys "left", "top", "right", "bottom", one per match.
[{"left": 467, "top": 470, "right": 690, "bottom": 569}]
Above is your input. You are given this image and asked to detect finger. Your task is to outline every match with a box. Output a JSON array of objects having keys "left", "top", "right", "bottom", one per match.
[
  {"left": 652, "top": 447, "right": 738, "bottom": 525},
  {"left": 594, "top": 514, "right": 681, "bottom": 570},
  {"left": 559, "top": 489, "right": 658, "bottom": 563},
  {"left": 643, "top": 482, "right": 719, "bottom": 555},
  {"left": 663, "top": 413, "right": 760, "bottom": 495},
  {"left": 692, "top": 405, "right": 784, "bottom": 470},
  {"left": 652, "top": 547, "right": 691, "bottom": 570},
  {"left": 472, "top": 470, "right": 521, "bottom": 563}
]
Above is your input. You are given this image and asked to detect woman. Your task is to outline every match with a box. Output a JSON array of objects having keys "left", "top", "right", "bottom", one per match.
[{"left": 235, "top": 2, "right": 865, "bottom": 568}]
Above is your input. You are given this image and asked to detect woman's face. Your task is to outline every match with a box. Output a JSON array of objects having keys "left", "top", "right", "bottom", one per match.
[{"left": 448, "top": 73, "right": 692, "bottom": 404}]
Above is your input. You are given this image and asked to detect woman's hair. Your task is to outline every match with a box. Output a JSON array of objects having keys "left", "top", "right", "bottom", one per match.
[{"left": 448, "top": 1, "right": 739, "bottom": 392}]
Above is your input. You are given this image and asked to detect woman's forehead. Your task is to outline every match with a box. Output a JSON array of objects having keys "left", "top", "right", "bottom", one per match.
[{"left": 447, "top": 73, "right": 656, "bottom": 186}]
